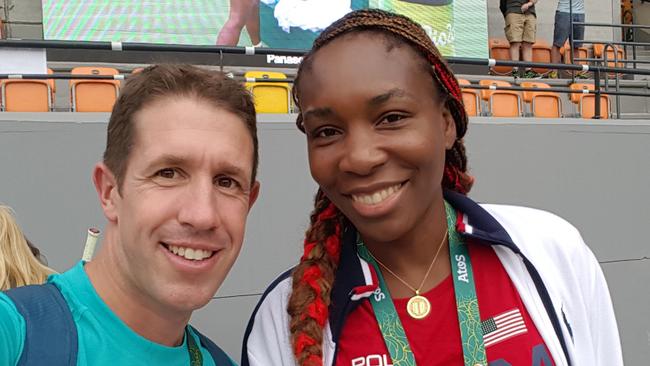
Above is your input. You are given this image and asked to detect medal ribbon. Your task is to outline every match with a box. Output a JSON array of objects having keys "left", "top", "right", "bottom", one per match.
[
  {"left": 446, "top": 202, "right": 488, "bottom": 366},
  {"left": 355, "top": 201, "right": 487, "bottom": 366},
  {"left": 357, "top": 239, "right": 417, "bottom": 366},
  {"left": 186, "top": 327, "right": 204, "bottom": 366}
]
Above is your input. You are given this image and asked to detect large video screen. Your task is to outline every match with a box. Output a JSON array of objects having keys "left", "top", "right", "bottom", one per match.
[{"left": 42, "top": 0, "right": 488, "bottom": 58}]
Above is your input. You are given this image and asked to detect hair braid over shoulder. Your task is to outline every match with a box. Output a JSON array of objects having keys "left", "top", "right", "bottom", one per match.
[
  {"left": 289, "top": 9, "right": 475, "bottom": 364},
  {"left": 288, "top": 189, "right": 344, "bottom": 365}
]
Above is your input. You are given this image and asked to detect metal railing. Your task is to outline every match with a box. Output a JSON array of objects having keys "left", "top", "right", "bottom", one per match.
[{"left": 1, "top": 39, "right": 649, "bottom": 119}]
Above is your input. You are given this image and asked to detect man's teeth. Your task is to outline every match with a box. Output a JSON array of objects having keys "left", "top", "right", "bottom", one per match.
[
  {"left": 352, "top": 184, "right": 401, "bottom": 205},
  {"left": 167, "top": 245, "right": 213, "bottom": 260}
]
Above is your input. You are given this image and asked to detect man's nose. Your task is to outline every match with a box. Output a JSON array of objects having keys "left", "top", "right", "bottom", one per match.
[{"left": 177, "top": 179, "right": 221, "bottom": 231}]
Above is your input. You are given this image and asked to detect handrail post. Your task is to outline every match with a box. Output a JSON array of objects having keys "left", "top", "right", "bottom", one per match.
[
  {"left": 593, "top": 68, "right": 602, "bottom": 119},
  {"left": 569, "top": 0, "right": 574, "bottom": 65},
  {"left": 602, "top": 42, "right": 622, "bottom": 118},
  {"left": 632, "top": 28, "right": 637, "bottom": 70}
]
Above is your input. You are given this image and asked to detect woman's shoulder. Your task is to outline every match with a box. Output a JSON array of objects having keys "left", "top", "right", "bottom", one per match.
[
  {"left": 254, "top": 267, "right": 294, "bottom": 314},
  {"left": 478, "top": 203, "right": 586, "bottom": 259},
  {"left": 242, "top": 268, "right": 296, "bottom": 365}
]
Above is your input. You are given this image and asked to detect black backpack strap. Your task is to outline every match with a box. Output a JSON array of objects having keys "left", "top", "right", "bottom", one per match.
[
  {"left": 4, "top": 283, "right": 77, "bottom": 366},
  {"left": 189, "top": 325, "right": 233, "bottom": 365}
]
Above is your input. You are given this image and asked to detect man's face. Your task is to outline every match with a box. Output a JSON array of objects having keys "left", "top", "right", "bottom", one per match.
[{"left": 107, "top": 96, "right": 258, "bottom": 315}]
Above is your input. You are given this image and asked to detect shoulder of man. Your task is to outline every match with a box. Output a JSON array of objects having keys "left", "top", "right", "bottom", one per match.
[
  {"left": 2, "top": 283, "right": 77, "bottom": 366},
  {"left": 189, "top": 325, "right": 237, "bottom": 366},
  {"left": 0, "top": 291, "right": 27, "bottom": 366}
]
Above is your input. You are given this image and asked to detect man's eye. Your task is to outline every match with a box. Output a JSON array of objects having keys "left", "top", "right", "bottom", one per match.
[
  {"left": 156, "top": 169, "right": 176, "bottom": 179},
  {"left": 216, "top": 177, "right": 235, "bottom": 188}
]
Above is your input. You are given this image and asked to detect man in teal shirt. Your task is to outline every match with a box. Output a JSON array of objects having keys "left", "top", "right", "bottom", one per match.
[{"left": 0, "top": 64, "right": 261, "bottom": 365}]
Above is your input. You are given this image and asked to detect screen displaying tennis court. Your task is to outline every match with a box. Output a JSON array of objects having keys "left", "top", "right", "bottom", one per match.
[{"left": 42, "top": 0, "right": 488, "bottom": 58}]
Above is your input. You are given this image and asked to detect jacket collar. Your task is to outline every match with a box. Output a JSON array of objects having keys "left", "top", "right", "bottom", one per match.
[{"left": 328, "top": 189, "right": 521, "bottom": 342}]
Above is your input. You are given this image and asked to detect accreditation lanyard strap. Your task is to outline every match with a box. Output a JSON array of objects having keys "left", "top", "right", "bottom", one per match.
[
  {"left": 186, "top": 328, "right": 204, "bottom": 366},
  {"left": 355, "top": 201, "right": 487, "bottom": 366}
]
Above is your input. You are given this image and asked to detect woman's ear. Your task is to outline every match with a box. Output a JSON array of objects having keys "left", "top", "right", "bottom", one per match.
[{"left": 442, "top": 100, "right": 457, "bottom": 149}]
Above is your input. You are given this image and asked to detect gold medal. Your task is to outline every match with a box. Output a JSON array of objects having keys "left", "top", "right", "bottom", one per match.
[{"left": 406, "top": 291, "right": 431, "bottom": 319}]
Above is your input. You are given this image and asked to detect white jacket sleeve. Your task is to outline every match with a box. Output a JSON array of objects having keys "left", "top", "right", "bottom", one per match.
[
  {"left": 245, "top": 278, "right": 298, "bottom": 366},
  {"left": 579, "top": 241, "right": 624, "bottom": 365}
]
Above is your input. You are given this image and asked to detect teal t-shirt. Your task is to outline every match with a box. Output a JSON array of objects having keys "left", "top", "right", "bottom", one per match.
[{"left": 0, "top": 261, "right": 236, "bottom": 366}]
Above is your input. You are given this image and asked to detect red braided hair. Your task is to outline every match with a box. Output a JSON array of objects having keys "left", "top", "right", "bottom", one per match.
[{"left": 288, "top": 9, "right": 475, "bottom": 365}]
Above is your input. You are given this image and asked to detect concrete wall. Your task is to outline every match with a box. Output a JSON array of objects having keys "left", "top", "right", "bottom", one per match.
[
  {"left": 633, "top": 0, "right": 650, "bottom": 42},
  {"left": 0, "top": 0, "right": 43, "bottom": 39},
  {"left": 0, "top": 113, "right": 648, "bottom": 364}
]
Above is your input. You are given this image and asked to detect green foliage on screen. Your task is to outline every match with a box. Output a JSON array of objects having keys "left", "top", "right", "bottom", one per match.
[{"left": 42, "top": 0, "right": 487, "bottom": 58}]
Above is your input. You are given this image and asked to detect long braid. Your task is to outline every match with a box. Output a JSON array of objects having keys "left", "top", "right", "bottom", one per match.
[
  {"left": 288, "top": 189, "right": 345, "bottom": 365},
  {"left": 289, "top": 9, "right": 475, "bottom": 364}
]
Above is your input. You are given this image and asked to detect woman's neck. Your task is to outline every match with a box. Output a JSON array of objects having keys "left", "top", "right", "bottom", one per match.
[{"left": 361, "top": 197, "right": 452, "bottom": 298}]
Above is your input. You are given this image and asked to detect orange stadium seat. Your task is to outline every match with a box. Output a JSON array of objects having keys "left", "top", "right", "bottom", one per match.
[
  {"left": 458, "top": 79, "right": 480, "bottom": 116},
  {"left": 569, "top": 83, "right": 609, "bottom": 119},
  {"left": 593, "top": 43, "right": 625, "bottom": 72},
  {"left": 1, "top": 79, "right": 51, "bottom": 112},
  {"left": 560, "top": 41, "right": 589, "bottom": 66},
  {"left": 244, "top": 71, "right": 291, "bottom": 114},
  {"left": 521, "top": 82, "right": 561, "bottom": 118},
  {"left": 70, "top": 66, "right": 120, "bottom": 112},
  {"left": 479, "top": 79, "right": 522, "bottom": 117},
  {"left": 579, "top": 94, "right": 610, "bottom": 119},
  {"left": 531, "top": 40, "right": 552, "bottom": 74},
  {"left": 489, "top": 39, "right": 512, "bottom": 75}
]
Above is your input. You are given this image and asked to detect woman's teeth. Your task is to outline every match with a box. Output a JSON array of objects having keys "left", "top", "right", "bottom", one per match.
[
  {"left": 167, "top": 245, "right": 214, "bottom": 261},
  {"left": 351, "top": 184, "right": 402, "bottom": 205}
]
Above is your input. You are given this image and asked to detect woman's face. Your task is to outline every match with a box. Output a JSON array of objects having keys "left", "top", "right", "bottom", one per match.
[{"left": 299, "top": 32, "right": 457, "bottom": 243}]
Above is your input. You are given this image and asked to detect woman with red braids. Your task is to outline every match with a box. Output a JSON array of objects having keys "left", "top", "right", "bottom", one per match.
[{"left": 242, "top": 9, "right": 622, "bottom": 366}]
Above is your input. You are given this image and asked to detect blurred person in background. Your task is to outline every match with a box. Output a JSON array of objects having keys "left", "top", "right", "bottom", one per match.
[
  {"left": 217, "top": 0, "right": 262, "bottom": 46},
  {"left": 549, "top": 0, "right": 586, "bottom": 78},
  {"left": 500, "top": 0, "right": 541, "bottom": 78},
  {"left": 0, "top": 205, "right": 54, "bottom": 291}
]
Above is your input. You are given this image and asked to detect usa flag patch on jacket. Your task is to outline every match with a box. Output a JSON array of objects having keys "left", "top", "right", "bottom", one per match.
[{"left": 482, "top": 308, "right": 528, "bottom": 347}]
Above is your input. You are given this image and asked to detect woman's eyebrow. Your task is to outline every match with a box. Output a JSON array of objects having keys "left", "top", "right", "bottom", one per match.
[
  {"left": 302, "top": 107, "right": 334, "bottom": 124},
  {"left": 368, "top": 88, "right": 408, "bottom": 108}
]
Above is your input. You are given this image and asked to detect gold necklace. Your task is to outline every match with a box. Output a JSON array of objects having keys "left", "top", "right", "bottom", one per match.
[{"left": 366, "top": 229, "right": 448, "bottom": 319}]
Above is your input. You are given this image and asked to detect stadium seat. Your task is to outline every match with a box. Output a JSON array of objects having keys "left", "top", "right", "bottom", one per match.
[
  {"left": 479, "top": 80, "right": 522, "bottom": 117},
  {"left": 560, "top": 41, "right": 589, "bottom": 66},
  {"left": 521, "top": 82, "right": 561, "bottom": 118},
  {"left": 488, "top": 39, "right": 513, "bottom": 75},
  {"left": 593, "top": 43, "right": 625, "bottom": 71},
  {"left": 244, "top": 71, "right": 291, "bottom": 114},
  {"left": 458, "top": 78, "right": 480, "bottom": 116},
  {"left": 569, "top": 83, "right": 609, "bottom": 119},
  {"left": 531, "top": 40, "right": 552, "bottom": 74},
  {"left": 579, "top": 94, "right": 610, "bottom": 119},
  {"left": 70, "top": 66, "right": 120, "bottom": 112},
  {"left": 1, "top": 79, "right": 51, "bottom": 112}
]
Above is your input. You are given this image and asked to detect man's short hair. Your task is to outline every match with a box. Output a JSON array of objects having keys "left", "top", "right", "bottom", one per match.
[{"left": 103, "top": 64, "right": 259, "bottom": 189}]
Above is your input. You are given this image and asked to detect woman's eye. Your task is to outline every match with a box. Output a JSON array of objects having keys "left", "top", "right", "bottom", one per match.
[
  {"left": 156, "top": 168, "right": 176, "bottom": 179},
  {"left": 314, "top": 127, "right": 340, "bottom": 138},
  {"left": 381, "top": 114, "right": 406, "bottom": 124}
]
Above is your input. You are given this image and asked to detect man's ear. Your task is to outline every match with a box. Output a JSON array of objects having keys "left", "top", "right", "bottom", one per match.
[
  {"left": 92, "top": 163, "right": 120, "bottom": 223},
  {"left": 442, "top": 102, "right": 457, "bottom": 149},
  {"left": 248, "top": 181, "right": 261, "bottom": 211}
]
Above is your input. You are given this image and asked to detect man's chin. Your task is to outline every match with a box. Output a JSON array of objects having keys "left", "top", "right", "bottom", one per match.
[{"left": 167, "top": 286, "right": 220, "bottom": 311}]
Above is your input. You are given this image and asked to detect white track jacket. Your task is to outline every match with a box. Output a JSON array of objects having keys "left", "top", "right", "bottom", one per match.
[{"left": 242, "top": 190, "right": 623, "bottom": 366}]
